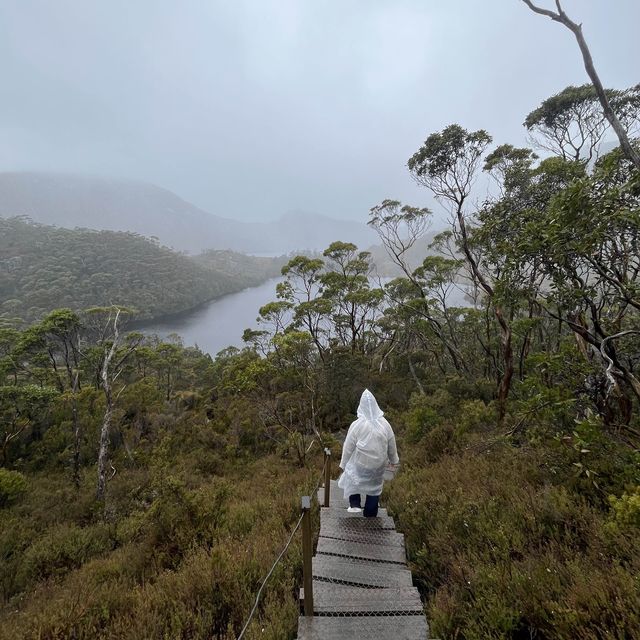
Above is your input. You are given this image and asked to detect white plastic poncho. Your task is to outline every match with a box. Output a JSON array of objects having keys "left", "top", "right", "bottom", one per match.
[{"left": 337, "top": 389, "right": 399, "bottom": 499}]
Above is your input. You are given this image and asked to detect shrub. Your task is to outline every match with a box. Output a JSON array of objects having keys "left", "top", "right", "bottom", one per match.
[
  {"left": 20, "top": 523, "right": 112, "bottom": 583},
  {"left": 608, "top": 486, "right": 640, "bottom": 529},
  {"left": 385, "top": 444, "right": 640, "bottom": 639},
  {"left": 0, "top": 468, "right": 27, "bottom": 507},
  {"left": 404, "top": 394, "right": 442, "bottom": 444},
  {"left": 0, "top": 453, "right": 313, "bottom": 639},
  {"left": 457, "top": 399, "right": 495, "bottom": 435}
]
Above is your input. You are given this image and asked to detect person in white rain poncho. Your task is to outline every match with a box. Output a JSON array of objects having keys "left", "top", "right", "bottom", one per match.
[{"left": 337, "top": 389, "right": 399, "bottom": 517}]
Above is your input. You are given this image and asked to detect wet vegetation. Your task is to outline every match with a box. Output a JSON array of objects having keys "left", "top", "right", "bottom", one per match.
[{"left": 1, "top": 79, "right": 640, "bottom": 639}]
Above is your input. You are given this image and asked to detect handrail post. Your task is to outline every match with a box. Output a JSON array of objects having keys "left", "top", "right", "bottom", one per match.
[
  {"left": 323, "top": 448, "right": 331, "bottom": 508},
  {"left": 301, "top": 496, "right": 314, "bottom": 616}
]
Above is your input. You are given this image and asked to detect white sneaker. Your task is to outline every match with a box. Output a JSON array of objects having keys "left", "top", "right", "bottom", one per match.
[{"left": 347, "top": 507, "right": 362, "bottom": 513}]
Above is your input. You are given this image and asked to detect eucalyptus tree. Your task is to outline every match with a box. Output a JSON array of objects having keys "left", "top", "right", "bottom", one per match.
[
  {"left": 376, "top": 277, "right": 447, "bottom": 391},
  {"left": 0, "top": 328, "right": 20, "bottom": 385},
  {"left": 478, "top": 147, "right": 562, "bottom": 381},
  {"left": 246, "top": 300, "right": 293, "bottom": 357},
  {"left": 152, "top": 340, "right": 184, "bottom": 401},
  {"left": 522, "top": 0, "right": 640, "bottom": 171},
  {"left": 35, "top": 309, "right": 82, "bottom": 391},
  {"left": 278, "top": 255, "right": 332, "bottom": 360},
  {"left": 529, "top": 151, "right": 640, "bottom": 426},
  {"left": 83, "top": 306, "right": 140, "bottom": 501},
  {"left": 484, "top": 144, "right": 640, "bottom": 429},
  {"left": 267, "top": 330, "right": 322, "bottom": 462},
  {"left": 368, "top": 200, "right": 467, "bottom": 375},
  {"left": 524, "top": 84, "right": 640, "bottom": 163},
  {"left": 407, "top": 125, "right": 518, "bottom": 420},
  {"left": 36, "top": 309, "right": 84, "bottom": 485},
  {"left": 0, "top": 384, "right": 57, "bottom": 466},
  {"left": 368, "top": 199, "right": 432, "bottom": 278},
  {"left": 483, "top": 144, "right": 539, "bottom": 196},
  {"left": 320, "top": 241, "right": 383, "bottom": 355}
]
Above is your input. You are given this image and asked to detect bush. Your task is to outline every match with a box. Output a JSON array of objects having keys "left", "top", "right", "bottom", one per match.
[
  {"left": 20, "top": 523, "right": 112, "bottom": 583},
  {"left": 457, "top": 399, "right": 495, "bottom": 435},
  {"left": 609, "top": 486, "right": 640, "bottom": 529},
  {"left": 404, "top": 394, "right": 442, "bottom": 444},
  {"left": 386, "top": 445, "right": 640, "bottom": 640},
  {"left": 0, "top": 453, "right": 313, "bottom": 639},
  {"left": 0, "top": 468, "right": 27, "bottom": 507}
]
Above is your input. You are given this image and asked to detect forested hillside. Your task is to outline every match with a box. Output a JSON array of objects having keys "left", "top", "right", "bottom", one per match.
[{"left": 0, "top": 217, "right": 284, "bottom": 325}]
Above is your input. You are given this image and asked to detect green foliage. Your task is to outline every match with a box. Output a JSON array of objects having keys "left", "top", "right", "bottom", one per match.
[
  {"left": 409, "top": 124, "right": 492, "bottom": 181},
  {"left": 608, "top": 486, "right": 640, "bottom": 529},
  {"left": 0, "top": 384, "right": 59, "bottom": 465},
  {"left": 524, "top": 83, "right": 640, "bottom": 162},
  {"left": 386, "top": 442, "right": 640, "bottom": 640},
  {"left": 0, "top": 217, "right": 283, "bottom": 324},
  {"left": 0, "top": 469, "right": 27, "bottom": 506},
  {"left": 404, "top": 394, "right": 442, "bottom": 444},
  {"left": 408, "top": 124, "right": 492, "bottom": 204},
  {"left": 20, "top": 523, "right": 111, "bottom": 583},
  {"left": 457, "top": 399, "right": 495, "bottom": 434},
  {"left": 0, "top": 453, "right": 314, "bottom": 639}
]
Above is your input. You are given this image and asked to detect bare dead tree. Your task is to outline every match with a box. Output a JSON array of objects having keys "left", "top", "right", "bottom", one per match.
[{"left": 522, "top": 0, "right": 640, "bottom": 170}]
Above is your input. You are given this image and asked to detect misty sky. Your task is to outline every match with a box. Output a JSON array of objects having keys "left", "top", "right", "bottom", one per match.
[{"left": 0, "top": 0, "right": 638, "bottom": 224}]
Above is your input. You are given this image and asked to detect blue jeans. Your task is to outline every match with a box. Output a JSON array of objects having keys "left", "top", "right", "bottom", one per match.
[{"left": 349, "top": 493, "right": 380, "bottom": 517}]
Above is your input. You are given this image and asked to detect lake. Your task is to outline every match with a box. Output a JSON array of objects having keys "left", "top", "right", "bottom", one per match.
[
  {"left": 139, "top": 276, "right": 474, "bottom": 356},
  {"left": 139, "top": 277, "right": 283, "bottom": 356}
]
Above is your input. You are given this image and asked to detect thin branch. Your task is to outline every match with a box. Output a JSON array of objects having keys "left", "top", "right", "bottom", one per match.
[{"left": 522, "top": 0, "right": 640, "bottom": 169}]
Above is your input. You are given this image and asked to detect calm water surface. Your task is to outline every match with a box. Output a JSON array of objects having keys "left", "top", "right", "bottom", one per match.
[
  {"left": 140, "top": 278, "right": 282, "bottom": 356},
  {"left": 139, "top": 277, "right": 473, "bottom": 357}
]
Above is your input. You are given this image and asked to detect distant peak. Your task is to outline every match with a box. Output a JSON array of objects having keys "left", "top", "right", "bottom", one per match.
[{"left": 278, "top": 210, "right": 363, "bottom": 225}]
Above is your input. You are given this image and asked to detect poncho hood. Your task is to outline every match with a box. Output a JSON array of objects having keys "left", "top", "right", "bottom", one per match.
[{"left": 356, "top": 389, "right": 384, "bottom": 422}]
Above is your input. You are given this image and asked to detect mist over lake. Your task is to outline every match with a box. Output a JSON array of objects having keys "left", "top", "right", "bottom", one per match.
[{"left": 138, "top": 277, "right": 283, "bottom": 355}]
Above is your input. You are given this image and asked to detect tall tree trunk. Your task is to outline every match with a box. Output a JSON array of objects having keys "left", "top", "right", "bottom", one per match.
[
  {"left": 496, "top": 310, "right": 514, "bottom": 421},
  {"left": 408, "top": 357, "right": 426, "bottom": 396},
  {"left": 72, "top": 371, "right": 81, "bottom": 490},
  {"left": 457, "top": 206, "right": 513, "bottom": 423},
  {"left": 96, "top": 309, "right": 120, "bottom": 502}
]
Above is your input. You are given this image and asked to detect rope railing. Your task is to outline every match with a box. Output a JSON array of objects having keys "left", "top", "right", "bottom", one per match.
[
  {"left": 236, "top": 511, "right": 305, "bottom": 640},
  {"left": 236, "top": 447, "right": 332, "bottom": 639}
]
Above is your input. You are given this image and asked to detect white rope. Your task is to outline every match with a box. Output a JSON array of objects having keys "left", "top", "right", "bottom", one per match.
[
  {"left": 236, "top": 456, "right": 329, "bottom": 639},
  {"left": 236, "top": 511, "right": 305, "bottom": 640}
]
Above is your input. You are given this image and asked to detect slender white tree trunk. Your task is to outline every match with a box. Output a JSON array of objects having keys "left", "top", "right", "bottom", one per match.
[{"left": 96, "top": 309, "right": 120, "bottom": 501}]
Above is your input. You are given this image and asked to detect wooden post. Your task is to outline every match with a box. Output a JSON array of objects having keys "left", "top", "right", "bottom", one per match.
[
  {"left": 301, "top": 496, "right": 314, "bottom": 616},
  {"left": 323, "top": 448, "right": 331, "bottom": 508}
]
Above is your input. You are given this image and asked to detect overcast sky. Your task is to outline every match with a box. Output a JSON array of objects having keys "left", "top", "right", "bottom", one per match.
[{"left": 0, "top": 0, "right": 638, "bottom": 224}]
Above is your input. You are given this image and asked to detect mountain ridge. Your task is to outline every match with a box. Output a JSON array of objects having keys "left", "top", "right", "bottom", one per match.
[{"left": 0, "top": 172, "right": 377, "bottom": 254}]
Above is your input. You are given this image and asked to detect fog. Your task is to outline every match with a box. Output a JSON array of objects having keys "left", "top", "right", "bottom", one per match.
[{"left": 0, "top": 0, "right": 638, "bottom": 224}]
